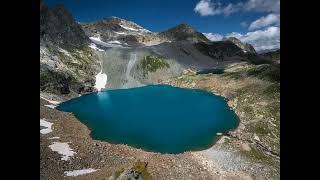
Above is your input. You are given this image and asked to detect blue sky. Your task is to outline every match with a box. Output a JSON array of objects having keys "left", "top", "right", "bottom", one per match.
[{"left": 44, "top": 0, "right": 280, "bottom": 51}]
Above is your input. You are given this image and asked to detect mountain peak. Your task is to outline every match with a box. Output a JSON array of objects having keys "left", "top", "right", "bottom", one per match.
[
  {"left": 176, "top": 23, "right": 194, "bottom": 30},
  {"left": 40, "top": 2, "right": 89, "bottom": 47},
  {"left": 223, "top": 37, "right": 241, "bottom": 43},
  {"left": 223, "top": 37, "right": 256, "bottom": 54},
  {"left": 159, "top": 23, "right": 209, "bottom": 43}
]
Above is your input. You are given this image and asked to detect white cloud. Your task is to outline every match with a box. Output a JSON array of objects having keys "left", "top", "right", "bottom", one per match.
[
  {"left": 194, "top": 0, "right": 239, "bottom": 16},
  {"left": 194, "top": 0, "right": 218, "bottom": 16},
  {"left": 194, "top": 0, "right": 280, "bottom": 16},
  {"left": 203, "top": 33, "right": 224, "bottom": 41},
  {"left": 249, "top": 14, "right": 280, "bottom": 30},
  {"left": 202, "top": 26, "right": 280, "bottom": 51},
  {"left": 226, "top": 26, "right": 280, "bottom": 51},
  {"left": 243, "top": 0, "right": 280, "bottom": 13}
]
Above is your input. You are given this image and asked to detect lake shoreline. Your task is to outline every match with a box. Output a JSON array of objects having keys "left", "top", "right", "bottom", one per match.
[{"left": 40, "top": 89, "right": 278, "bottom": 180}]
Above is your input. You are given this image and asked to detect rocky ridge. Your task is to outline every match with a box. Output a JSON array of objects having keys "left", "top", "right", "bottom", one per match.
[
  {"left": 40, "top": 1, "right": 99, "bottom": 98},
  {"left": 223, "top": 37, "right": 256, "bottom": 54},
  {"left": 81, "top": 16, "right": 164, "bottom": 46}
]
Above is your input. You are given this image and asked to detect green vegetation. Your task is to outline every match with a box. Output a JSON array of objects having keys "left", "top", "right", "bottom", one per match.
[
  {"left": 261, "top": 49, "right": 280, "bottom": 61},
  {"left": 247, "top": 64, "right": 280, "bottom": 82},
  {"left": 132, "top": 161, "right": 152, "bottom": 180},
  {"left": 240, "top": 146, "right": 276, "bottom": 167},
  {"left": 138, "top": 55, "right": 170, "bottom": 76},
  {"left": 223, "top": 63, "right": 280, "bottom": 83}
]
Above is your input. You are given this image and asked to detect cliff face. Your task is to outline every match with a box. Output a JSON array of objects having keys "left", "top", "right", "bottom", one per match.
[
  {"left": 222, "top": 37, "right": 256, "bottom": 54},
  {"left": 40, "top": 2, "right": 89, "bottom": 48},
  {"left": 40, "top": 2, "right": 99, "bottom": 98}
]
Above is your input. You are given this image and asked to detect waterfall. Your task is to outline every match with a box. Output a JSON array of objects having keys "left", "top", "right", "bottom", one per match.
[{"left": 94, "top": 60, "right": 108, "bottom": 91}]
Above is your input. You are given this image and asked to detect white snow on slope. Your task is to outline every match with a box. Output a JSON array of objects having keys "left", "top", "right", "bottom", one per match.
[
  {"left": 108, "top": 40, "right": 122, "bottom": 44},
  {"left": 119, "top": 24, "right": 151, "bottom": 33},
  {"left": 94, "top": 60, "right": 108, "bottom": 92},
  {"left": 119, "top": 24, "right": 138, "bottom": 31},
  {"left": 40, "top": 118, "right": 53, "bottom": 134},
  {"left": 90, "top": 37, "right": 123, "bottom": 48},
  {"left": 115, "top": 31, "right": 127, "bottom": 35},
  {"left": 49, "top": 137, "right": 60, "bottom": 139},
  {"left": 94, "top": 71, "right": 108, "bottom": 91},
  {"left": 44, "top": 104, "right": 56, "bottom": 109},
  {"left": 40, "top": 96, "right": 60, "bottom": 105},
  {"left": 89, "top": 43, "right": 105, "bottom": 52},
  {"left": 64, "top": 168, "right": 98, "bottom": 177},
  {"left": 89, "top": 36, "right": 102, "bottom": 42},
  {"left": 49, "top": 142, "right": 76, "bottom": 161}
]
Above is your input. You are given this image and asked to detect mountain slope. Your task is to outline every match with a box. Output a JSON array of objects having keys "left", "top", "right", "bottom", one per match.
[
  {"left": 40, "top": 1, "right": 99, "bottom": 98},
  {"left": 81, "top": 17, "right": 164, "bottom": 46},
  {"left": 40, "top": 2, "right": 89, "bottom": 48},
  {"left": 158, "top": 24, "right": 210, "bottom": 43},
  {"left": 222, "top": 37, "right": 256, "bottom": 54}
]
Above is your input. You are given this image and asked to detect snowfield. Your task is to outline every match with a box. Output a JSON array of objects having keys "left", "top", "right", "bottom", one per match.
[
  {"left": 49, "top": 142, "right": 76, "bottom": 161},
  {"left": 64, "top": 168, "right": 98, "bottom": 177},
  {"left": 40, "top": 118, "right": 53, "bottom": 134}
]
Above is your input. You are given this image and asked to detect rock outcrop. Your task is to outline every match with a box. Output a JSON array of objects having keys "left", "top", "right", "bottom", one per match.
[
  {"left": 40, "top": 1, "right": 89, "bottom": 48},
  {"left": 222, "top": 37, "right": 256, "bottom": 54},
  {"left": 40, "top": 1, "right": 99, "bottom": 97}
]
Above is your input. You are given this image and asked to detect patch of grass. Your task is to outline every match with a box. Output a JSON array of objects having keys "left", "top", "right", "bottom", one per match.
[
  {"left": 222, "top": 71, "right": 246, "bottom": 80},
  {"left": 242, "top": 105, "right": 255, "bottom": 117},
  {"left": 247, "top": 64, "right": 280, "bottom": 82},
  {"left": 247, "top": 121, "right": 270, "bottom": 135},
  {"left": 241, "top": 146, "right": 275, "bottom": 166},
  {"left": 263, "top": 83, "right": 280, "bottom": 99},
  {"left": 132, "top": 161, "right": 152, "bottom": 180},
  {"left": 138, "top": 55, "right": 170, "bottom": 76}
]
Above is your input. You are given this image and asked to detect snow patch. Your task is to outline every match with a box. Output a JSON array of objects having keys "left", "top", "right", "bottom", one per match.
[
  {"left": 89, "top": 43, "right": 104, "bottom": 52},
  {"left": 40, "top": 96, "right": 60, "bottom": 105},
  {"left": 44, "top": 104, "right": 56, "bottom": 109},
  {"left": 90, "top": 37, "right": 124, "bottom": 48},
  {"left": 40, "top": 118, "right": 53, "bottom": 134},
  {"left": 94, "top": 60, "right": 107, "bottom": 92},
  {"left": 49, "top": 142, "right": 76, "bottom": 161},
  {"left": 49, "top": 137, "right": 60, "bottom": 139},
  {"left": 64, "top": 168, "right": 98, "bottom": 177},
  {"left": 115, "top": 31, "right": 127, "bottom": 35},
  {"left": 108, "top": 40, "right": 122, "bottom": 44},
  {"left": 119, "top": 24, "right": 138, "bottom": 31},
  {"left": 94, "top": 71, "right": 108, "bottom": 91},
  {"left": 89, "top": 36, "right": 102, "bottom": 42}
]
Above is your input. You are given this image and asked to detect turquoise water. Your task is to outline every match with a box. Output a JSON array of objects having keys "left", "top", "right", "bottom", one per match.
[{"left": 56, "top": 85, "right": 239, "bottom": 154}]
